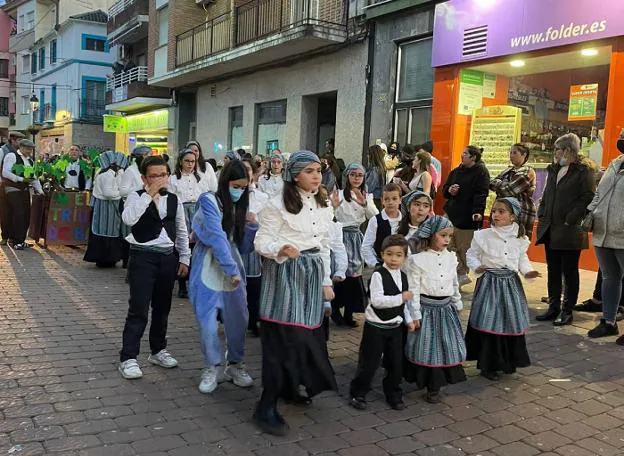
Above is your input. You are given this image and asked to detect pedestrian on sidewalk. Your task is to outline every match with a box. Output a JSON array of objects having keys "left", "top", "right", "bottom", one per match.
[
  {"left": 0, "top": 131, "right": 26, "bottom": 245},
  {"left": 118, "top": 155, "right": 191, "bottom": 380},
  {"left": 350, "top": 234, "right": 415, "bottom": 411},
  {"left": 189, "top": 160, "right": 257, "bottom": 394},
  {"left": 465, "top": 197, "right": 539, "bottom": 381},
  {"left": 404, "top": 215, "right": 466, "bottom": 404}
]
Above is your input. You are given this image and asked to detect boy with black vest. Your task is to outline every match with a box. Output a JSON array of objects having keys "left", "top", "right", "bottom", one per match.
[
  {"left": 361, "top": 183, "right": 402, "bottom": 267},
  {"left": 118, "top": 155, "right": 191, "bottom": 379},
  {"left": 350, "top": 235, "right": 416, "bottom": 411}
]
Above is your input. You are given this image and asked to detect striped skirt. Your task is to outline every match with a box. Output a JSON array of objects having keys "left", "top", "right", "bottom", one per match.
[
  {"left": 91, "top": 198, "right": 122, "bottom": 238},
  {"left": 182, "top": 201, "right": 197, "bottom": 234},
  {"left": 259, "top": 250, "right": 324, "bottom": 329},
  {"left": 405, "top": 296, "right": 466, "bottom": 367},
  {"left": 343, "top": 226, "right": 363, "bottom": 277},
  {"left": 469, "top": 269, "right": 530, "bottom": 336},
  {"left": 241, "top": 251, "right": 262, "bottom": 278}
]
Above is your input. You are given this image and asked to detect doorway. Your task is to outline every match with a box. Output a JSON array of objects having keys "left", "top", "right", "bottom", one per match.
[{"left": 301, "top": 91, "right": 337, "bottom": 154}]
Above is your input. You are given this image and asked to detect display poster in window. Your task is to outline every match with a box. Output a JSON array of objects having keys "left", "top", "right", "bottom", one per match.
[
  {"left": 482, "top": 73, "right": 497, "bottom": 99},
  {"left": 458, "top": 69, "right": 484, "bottom": 115},
  {"left": 568, "top": 83, "right": 598, "bottom": 121}
]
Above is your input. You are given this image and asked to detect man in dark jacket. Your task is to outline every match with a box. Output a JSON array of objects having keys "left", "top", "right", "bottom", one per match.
[
  {"left": 535, "top": 133, "right": 595, "bottom": 326},
  {"left": 443, "top": 146, "right": 490, "bottom": 286}
]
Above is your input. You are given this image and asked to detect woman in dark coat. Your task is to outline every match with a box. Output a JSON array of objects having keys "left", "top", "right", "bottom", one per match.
[{"left": 535, "top": 133, "right": 595, "bottom": 326}]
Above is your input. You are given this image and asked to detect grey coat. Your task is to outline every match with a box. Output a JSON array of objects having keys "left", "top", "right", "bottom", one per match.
[{"left": 588, "top": 155, "right": 624, "bottom": 249}]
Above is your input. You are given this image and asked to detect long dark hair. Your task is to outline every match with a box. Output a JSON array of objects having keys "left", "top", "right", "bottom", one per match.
[
  {"left": 175, "top": 150, "right": 201, "bottom": 182},
  {"left": 343, "top": 167, "right": 366, "bottom": 203},
  {"left": 368, "top": 145, "right": 386, "bottom": 182},
  {"left": 398, "top": 144, "right": 417, "bottom": 183},
  {"left": 216, "top": 160, "right": 249, "bottom": 246},
  {"left": 186, "top": 141, "right": 207, "bottom": 173},
  {"left": 511, "top": 143, "right": 530, "bottom": 165},
  {"left": 283, "top": 181, "right": 328, "bottom": 214}
]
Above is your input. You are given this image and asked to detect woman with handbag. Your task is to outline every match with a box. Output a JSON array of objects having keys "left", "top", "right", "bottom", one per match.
[{"left": 585, "top": 142, "right": 624, "bottom": 343}]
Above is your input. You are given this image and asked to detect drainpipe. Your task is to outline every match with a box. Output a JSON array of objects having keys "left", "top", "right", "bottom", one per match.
[
  {"left": 53, "top": 0, "right": 60, "bottom": 30},
  {"left": 361, "top": 21, "right": 375, "bottom": 166}
]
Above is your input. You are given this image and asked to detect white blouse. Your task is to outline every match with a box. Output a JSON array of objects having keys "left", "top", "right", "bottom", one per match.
[
  {"left": 118, "top": 162, "right": 143, "bottom": 198},
  {"left": 249, "top": 184, "right": 269, "bottom": 216},
  {"left": 169, "top": 173, "right": 208, "bottom": 204},
  {"left": 257, "top": 173, "right": 284, "bottom": 197},
  {"left": 367, "top": 266, "right": 416, "bottom": 326},
  {"left": 199, "top": 166, "right": 218, "bottom": 193},
  {"left": 405, "top": 249, "right": 463, "bottom": 321},
  {"left": 255, "top": 190, "right": 334, "bottom": 286},
  {"left": 466, "top": 224, "right": 533, "bottom": 276},
  {"left": 92, "top": 169, "right": 123, "bottom": 201},
  {"left": 334, "top": 189, "right": 379, "bottom": 227}
]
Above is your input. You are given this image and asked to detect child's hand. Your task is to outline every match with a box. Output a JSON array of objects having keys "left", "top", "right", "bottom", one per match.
[
  {"left": 230, "top": 275, "right": 241, "bottom": 287},
  {"left": 475, "top": 265, "right": 487, "bottom": 274},
  {"left": 330, "top": 190, "right": 340, "bottom": 209},
  {"left": 332, "top": 276, "right": 345, "bottom": 283},
  {"left": 411, "top": 320, "right": 421, "bottom": 330},
  {"left": 402, "top": 291, "right": 414, "bottom": 301},
  {"left": 524, "top": 270, "right": 541, "bottom": 279},
  {"left": 278, "top": 244, "right": 300, "bottom": 259},
  {"left": 323, "top": 286, "right": 335, "bottom": 301},
  {"left": 407, "top": 322, "right": 416, "bottom": 332}
]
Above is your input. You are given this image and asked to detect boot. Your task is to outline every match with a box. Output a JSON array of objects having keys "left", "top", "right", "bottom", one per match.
[
  {"left": 536, "top": 299, "right": 560, "bottom": 321},
  {"left": 178, "top": 279, "right": 188, "bottom": 299},
  {"left": 553, "top": 310, "right": 573, "bottom": 326},
  {"left": 252, "top": 406, "right": 289, "bottom": 436}
]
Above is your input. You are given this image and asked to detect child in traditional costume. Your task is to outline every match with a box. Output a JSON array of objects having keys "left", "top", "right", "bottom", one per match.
[{"left": 257, "top": 151, "right": 285, "bottom": 198}]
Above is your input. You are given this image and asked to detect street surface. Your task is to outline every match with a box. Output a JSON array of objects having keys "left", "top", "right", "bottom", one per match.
[{"left": 1, "top": 245, "right": 624, "bottom": 455}]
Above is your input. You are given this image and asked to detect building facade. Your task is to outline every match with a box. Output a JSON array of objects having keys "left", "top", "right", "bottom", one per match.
[
  {"left": 0, "top": 9, "right": 12, "bottom": 141},
  {"left": 144, "top": 0, "right": 369, "bottom": 163}
]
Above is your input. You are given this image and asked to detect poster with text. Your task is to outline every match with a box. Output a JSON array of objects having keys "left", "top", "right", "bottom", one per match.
[
  {"left": 458, "top": 69, "right": 484, "bottom": 115},
  {"left": 568, "top": 83, "right": 598, "bottom": 121}
]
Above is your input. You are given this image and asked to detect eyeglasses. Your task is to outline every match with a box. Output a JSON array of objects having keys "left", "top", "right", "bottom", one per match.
[{"left": 147, "top": 173, "right": 168, "bottom": 179}]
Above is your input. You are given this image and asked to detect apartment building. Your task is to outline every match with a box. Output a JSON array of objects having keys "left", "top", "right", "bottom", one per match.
[
  {"left": 2, "top": 0, "right": 117, "bottom": 152},
  {"left": 145, "top": 0, "right": 368, "bottom": 162},
  {"left": 0, "top": 10, "right": 12, "bottom": 141}
]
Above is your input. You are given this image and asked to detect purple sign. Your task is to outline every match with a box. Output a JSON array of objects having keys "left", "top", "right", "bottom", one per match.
[{"left": 432, "top": 0, "right": 624, "bottom": 67}]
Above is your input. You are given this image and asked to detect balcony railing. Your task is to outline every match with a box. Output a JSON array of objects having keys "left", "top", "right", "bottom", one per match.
[
  {"left": 106, "top": 66, "right": 148, "bottom": 91},
  {"left": 108, "top": 0, "right": 136, "bottom": 18},
  {"left": 176, "top": 0, "right": 347, "bottom": 67}
]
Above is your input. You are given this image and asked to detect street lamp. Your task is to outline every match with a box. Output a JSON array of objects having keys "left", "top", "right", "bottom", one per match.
[{"left": 28, "top": 92, "right": 40, "bottom": 145}]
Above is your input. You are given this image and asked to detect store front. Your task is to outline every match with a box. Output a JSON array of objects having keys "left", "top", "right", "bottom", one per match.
[
  {"left": 103, "top": 108, "right": 172, "bottom": 155},
  {"left": 430, "top": 0, "right": 624, "bottom": 269}
]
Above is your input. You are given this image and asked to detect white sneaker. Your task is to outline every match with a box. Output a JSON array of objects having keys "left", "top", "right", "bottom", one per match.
[
  {"left": 119, "top": 359, "right": 143, "bottom": 379},
  {"left": 199, "top": 366, "right": 219, "bottom": 394},
  {"left": 224, "top": 363, "right": 253, "bottom": 388},
  {"left": 458, "top": 274, "right": 472, "bottom": 286},
  {"left": 148, "top": 349, "right": 178, "bottom": 368}
]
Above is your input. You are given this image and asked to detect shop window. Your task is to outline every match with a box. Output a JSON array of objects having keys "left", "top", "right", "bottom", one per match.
[
  {"left": 0, "top": 59, "right": 8, "bottom": 79},
  {"left": 229, "top": 106, "right": 244, "bottom": 150},
  {"left": 256, "top": 100, "right": 287, "bottom": 155}
]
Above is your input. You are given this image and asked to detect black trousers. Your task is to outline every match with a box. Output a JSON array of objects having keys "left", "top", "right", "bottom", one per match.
[
  {"left": 0, "top": 187, "right": 11, "bottom": 241},
  {"left": 246, "top": 276, "right": 262, "bottom": 332},
  {"left": 120, "top": 249, "right": 178, "bottom": 362},
  {"left": 350, "top": 322, "right": 403, "bottom": 404},
  {"left": 545, "top": 247, "right": 581, "bottom": 311},
  {"left": 6, "top": 190, "right": 31, "bottom": 244}
]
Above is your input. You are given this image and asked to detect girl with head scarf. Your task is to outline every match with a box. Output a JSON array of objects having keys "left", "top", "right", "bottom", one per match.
[
  {"left": 253, "top": 151, "right": 337, "bottom": 436},
  {"left": 330, "top": 162, "right": 379, "bottom": 327},
  {"left": 465, "top": 197, "right": 539, "bottom": 381},
  {"left": 404, "top": 215, "right": 467, "bottom": 404},
  {"left": 398, "top": 190, "right": 433, "bottom": 246},
  {"left": 257, "top": 151, "right": 285, "bottom": 197}
]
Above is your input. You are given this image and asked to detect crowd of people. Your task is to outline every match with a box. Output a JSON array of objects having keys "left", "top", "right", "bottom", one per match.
[{"left": 2, "top": 130, "right": 624, "bottom": 437}]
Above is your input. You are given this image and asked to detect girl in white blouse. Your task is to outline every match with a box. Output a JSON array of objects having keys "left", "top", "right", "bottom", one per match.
[
  {"left": 253, "top": 151, "right": 337, "bottom": 436},
  {"left": 465, "top": 197, "right": 539, "bottom": 381},
  {"left": 397, "top": 190, "right": 433, "bottom": 250},
  {"left": 257, "top": 152, "right": 285, "bottom": 197},
  {"left": 331, "top": 162, "right": 379, "bottom": 327},
  {"left": 404, "top": 215, "right": 466, "bottom": 404},
  {"left": 185, "top": 140, "right": 218, "bottom": 193}
]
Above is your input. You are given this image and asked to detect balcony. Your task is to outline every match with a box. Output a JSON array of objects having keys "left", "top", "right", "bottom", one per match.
[
  {"left": 152, "top": 0, "right": 353, "bottom": 87},
  {"left": 107, "top": 0, "right": 149, "bottom": 46},
  {"left": 105, "top": 66, "right": 171, "bottom": 113}
]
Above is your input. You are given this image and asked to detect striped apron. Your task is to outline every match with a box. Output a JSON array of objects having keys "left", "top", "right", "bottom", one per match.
[
  {"left": 182, "top": 201, "right": 197, "bottom": 234},
  {"left": 259, "top": 249, "right": 324, "bottom": 329},
  {"left": 469, "top": 269, "right": 530, "bottom": 336},
  {"left": 91, "top": 197, "right": 122, "bottom": 238},
  {"left": 342, "top": 225, "right": 364, "bottom": 277},
  {"left": 241, "top": 251, "right": 262, "bottom": 278},
  {"left": 405, "top": 295, "right": 466, "bottom": 367}
]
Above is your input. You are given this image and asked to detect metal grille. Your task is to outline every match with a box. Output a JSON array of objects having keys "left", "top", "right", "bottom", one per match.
[{"left": 462, "top": 25, "right": 488, "bottom": 58}]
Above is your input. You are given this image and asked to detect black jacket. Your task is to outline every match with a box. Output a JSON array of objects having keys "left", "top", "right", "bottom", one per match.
[
  {"left": 443, "top": 161, "right": 490, "bottom": 229},
  {"left": 536, "top": 160, "right": 595, "bottom": 250}
]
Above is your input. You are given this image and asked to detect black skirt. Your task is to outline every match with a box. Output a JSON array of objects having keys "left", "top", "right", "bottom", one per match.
[
  {"left": 83, "top": 233, "right": 123, "bottom": 267},
  {"left": 332, "top": 276, "right": 367, "bottom": 314},
  {"left": 260, "top": 321, "right": 337, "bottom": 401},
  {"left": 404, "top": 362, "right": 466, "bottom": 392},
  {"left": 465, "top": 323, "right": 531, "bottom": 373}
]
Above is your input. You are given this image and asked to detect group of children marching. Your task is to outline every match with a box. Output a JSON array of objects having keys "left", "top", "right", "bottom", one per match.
[{"left": 117, "top": 146, "right": 539, "bottom": 438}]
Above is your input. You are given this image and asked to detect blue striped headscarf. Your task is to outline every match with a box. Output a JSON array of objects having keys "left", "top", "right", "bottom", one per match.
[
  {"left": 403, "top": 190, "right": 432, "bottom": 208},
  {"left": 283, "top": 150, "right": 320, "bottom": 183},
  {"left": 225, "top": 150, "right": 241, "bottom": 161},
  {"left": 114, "top": 152, "right": 129, "bottom": 169},
  {"left": 270, "top": 151, "right": 284, "bottom": 162},
  {"left": 98, "top": 151, "right": 117, "bottom": 169},
  {"left": 343, "top": 162, "right": 365, "bottom": 179},
  {"left": 416, "top": 215, "right": 453, "bottom": 239},
  {"left": 497, "top": 197, "right": 521, "bottom": 217}
]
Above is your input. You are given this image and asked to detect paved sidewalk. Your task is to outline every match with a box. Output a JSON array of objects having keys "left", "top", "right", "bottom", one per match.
[{"left": 1, "top": 244, "right": 624, "bottom": 456}]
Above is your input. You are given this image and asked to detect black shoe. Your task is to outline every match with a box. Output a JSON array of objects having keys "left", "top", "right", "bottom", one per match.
[
  {"left": 388, "top": 400, "right": 406, "bottom": 410},
  {"left": 350, "top": 396, "right": 367, "bottom": 410},
  {"left": 553, "top": 311, "right": 573, "bottom": 326},
  {"left": 574, "top": 299, "right": 602, "bottom": 312},
  {"left": 425, "top": 390, "right": 441, "bottom": 404},
  {"left": 252, "top": 409, "right": 289, "bottom": 436},
  {"left": 616, "top": 335, "right": 624, "bottom": 346},
  {"left": 536, "top": 305, "right": 561, "bottom": 321},
  {"left": 13, "top": 243, "right": 25, "bottom": 250},
  {"left": 588, "top": 319, "right": 619, "bottom": 338},
  {"left": 480, "top": 371, "right": 500, "bottom": 381},
  {"left": 330, "top": 312, "right": 344, "bottom": 326},
  {"left": 617, "top": 307, "right": 624, "bottom": 322}
]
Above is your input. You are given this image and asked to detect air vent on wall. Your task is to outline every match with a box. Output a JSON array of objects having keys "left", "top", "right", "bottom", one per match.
[{"left": 462, "top": 25, "right": 488, "bottom": 58}]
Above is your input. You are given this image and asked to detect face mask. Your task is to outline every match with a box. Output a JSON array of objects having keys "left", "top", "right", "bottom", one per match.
[
  {"left": 617, "top": 139, "right": 624, "bottom": 154},
  {"left": 229, "top": 187, "right": 245, "bottom": 202}
]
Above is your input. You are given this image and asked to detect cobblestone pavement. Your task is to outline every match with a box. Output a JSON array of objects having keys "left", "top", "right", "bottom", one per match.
[{"left": 2, "top": 244, "right": 624, "bottom": 456}]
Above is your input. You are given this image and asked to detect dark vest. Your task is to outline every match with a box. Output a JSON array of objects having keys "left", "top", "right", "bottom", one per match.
[
  {"left": 130, "top": 190, "right": 178, "bottom": 243},
  {"left": 2, "top": 152, "right": 29, "bottom": 190},
  {"left": 372, "top": 266, "right": 408, "bottom": 321},
  {"left": 373, "top": 213, "right": 392, "bottom": 263}
]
